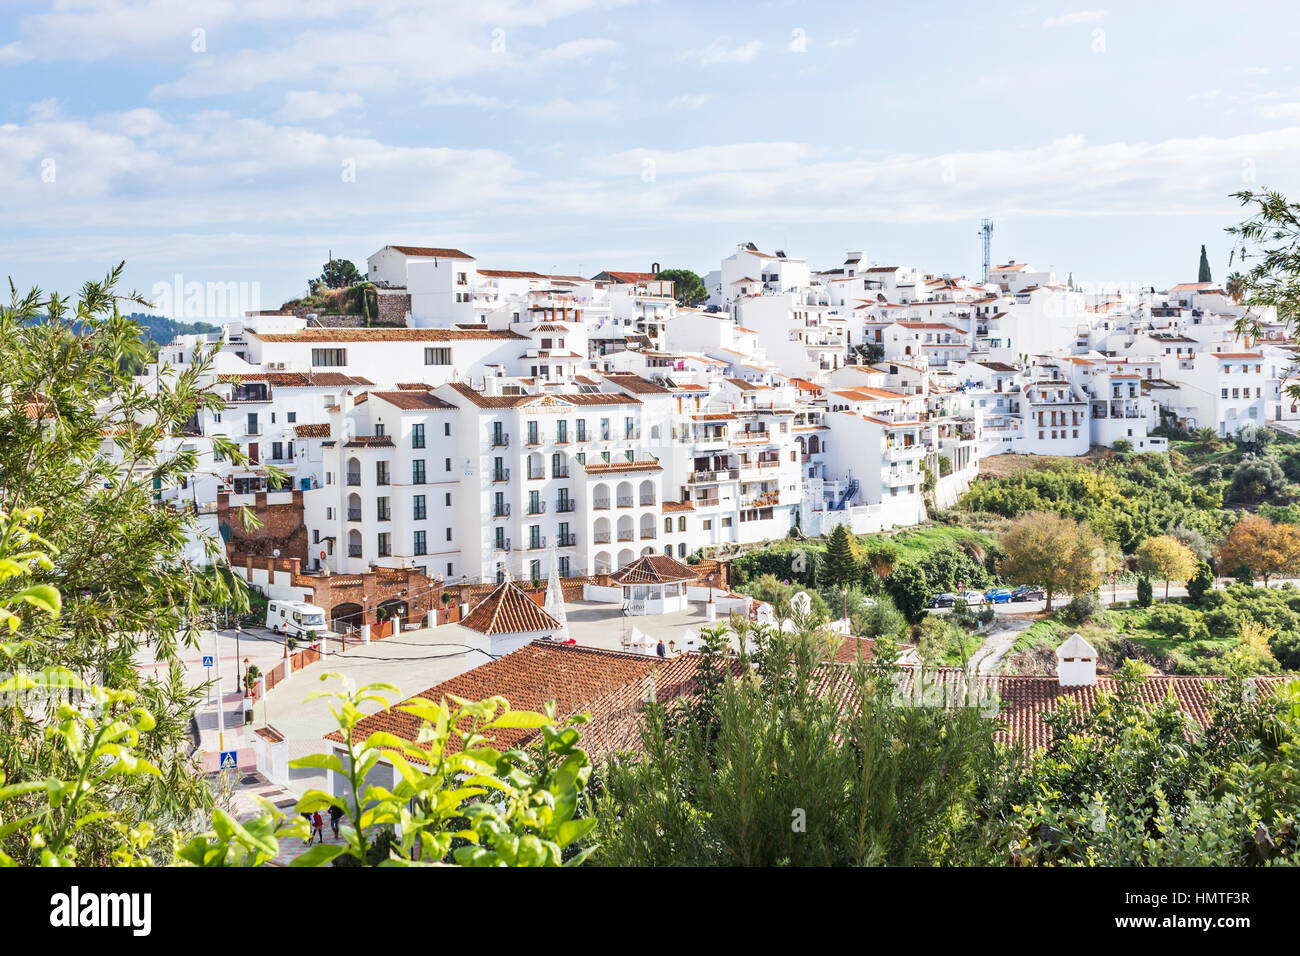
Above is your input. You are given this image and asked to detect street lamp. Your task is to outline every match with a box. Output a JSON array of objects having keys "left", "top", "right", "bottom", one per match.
[
  {"left": 841, "top": 585, "right": 848, "bottom": 624},
  {"left": 234, "top": 623, "right": 242, "bottom": 691}
]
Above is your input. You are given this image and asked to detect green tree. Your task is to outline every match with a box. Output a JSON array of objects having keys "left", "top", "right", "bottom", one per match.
[
  {"left": 1186, "top": 560, "right": 1215, "bottom": 604},
  {"left": 0, "top": 266, "right": 252, "bottom": 862},
  {"left": 1226, "top": 189, "right": 1300, "bottom": 347},
  {"left": 822, "top": 523, "right": 859, "bottom": 590},
  {"left": 310, "top": 258, "right": 363, "bottom": 292},
  {"left": 655, "top": 268, "right": 708, "bottom": 307},
  {"left": 998, "top": 512, "right": 1109, "bottom": 612},
  {"left": 1198, "top": 243, "right": 1212, "bottom": 283},
  {"left": 886, "top": 561, "right": 931, "bottom": 622},
  {"left": 1136, "top": 534, "right": 1198, "bottom": 602}
]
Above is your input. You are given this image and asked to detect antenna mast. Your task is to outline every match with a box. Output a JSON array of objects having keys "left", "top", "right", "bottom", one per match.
[{"left": 979, "top": 219, "right": 994, "bottom": 284}]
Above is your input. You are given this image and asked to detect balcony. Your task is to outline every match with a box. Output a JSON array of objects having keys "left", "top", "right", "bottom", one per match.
[
  {"left": 593, "top": 499, "right": 611, "bottom": 510},
  {"left": 348, "top": 545, "right": 362, "bottom": 557},
  {"left": 525, "top": 434, "right": 542, "bottom": 447},
  {"left": 527, "top": 501, "right": 547, "bottom": 515},
  {"left": 639, "top": 529, "right": 656, "bottom": 540},
  {"left": 492, "top": 468, "right": 511, "bottom": 482},
  {"left": 552, "top": 467, "right": 570, "bottom": 479},
  {"left": 617, "top": 529, "right": 635, "bottom": 542},
  {"left": 347, "top": 508, "right": 362, "bottom": 521},
  {"left": 346, "top": 473, "right": 362, "bottom": 486},
  {"left": 494, "top": 538, "right": 512, "bottom": 552},
  {"left": 556, "top": 499, "right": 576, "bottom": 513},
  {"left": 617, "top": 496, "right": 634, "bottom": 508},
  {"left": 688, "top": 468, "right": 739, "bottom": 484},
  {"left": 593, "top": 531, "right": 611, "bottom": 544},
  {"left": 526, "top": 536, "right": 546, "bottom": 551},
  {"left": 557, "top": 533, "right": 577, "bottom": 547},
  {"left": 640, "top": 495, "right": 656, "bottom": 506},
  {"left": 493, "top": 503, "right": 511, "bottom": 517},
  {"left": 492, "top": 434, "right": 510, "bottom": 448}
]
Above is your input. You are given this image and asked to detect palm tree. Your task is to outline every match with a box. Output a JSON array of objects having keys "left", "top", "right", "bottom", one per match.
[
  {"left": 1226, "top": 271, "right": 1247, "bottom": 303},
  {"left": 1191, "top": 426, "right": 1220, "bottom": 452}
]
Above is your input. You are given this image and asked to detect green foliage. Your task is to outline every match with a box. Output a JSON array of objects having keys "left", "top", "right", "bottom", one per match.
[
  {"left": 596, "top": 623, "right": 1020, "bottom": 865},
  {"left": 1060, "top": 590, "right": 1103, "bottom": 625},
  {"left": 886, "top": 561, "right": 931, "bottom": 622},
  {"left": 1137, "top": 576, "right": 1153, "bottom": 607},
  {"left": 1187, "top": 560, "right": 1215, "bottom": 604},
  {"left": 1228, "top": 455, "right": 1287, "bottom": 503},
  {"left": 179, "top": 675, "right": 597, "bottom": 867},
  {"left": 960, "top": 454, "right": 1228, "bottom": 552},
  {"left": 654, "top": 268, "right": 708, "bottom": 307},
  {"left": 735, "top": 574, "right": 831, "bottom": 622},
  {"left": 309, "top": 258, "right": 363, "bottom": 292},
  {"left": 822, "top": 523, "right": 859, "bottom": 590},
  {"left": 915, "top": 544, "right": 992, "bottom": 595}
]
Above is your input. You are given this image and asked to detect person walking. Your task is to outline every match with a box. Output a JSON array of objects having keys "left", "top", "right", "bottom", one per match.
[
  {"left": 302, "top": 811, "right": 314, "bottom": 846},
  {"left": 656, "top": 639, "right": 666, "bottom": 658},
  {"left": 311, "top": 811, "right": 325, "bottom": 845},
  {"left": 328, "top": 804, "right": 343, "bottom": 840}
]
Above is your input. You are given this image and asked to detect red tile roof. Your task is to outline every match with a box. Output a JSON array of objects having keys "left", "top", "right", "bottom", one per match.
[
  {"left": 293, "top": 423, "right": 330, "bottom": 438},
  {"left": 460, "top": 580, "right": 561, "bottom": 636},
  {"left": 388, "top": 245, "right": 474, "bottom": 259},
  {"left": 370, "top": 390, "right": 455, "bottom": 410},
  {"left": 252, "top": 328, "right": 523, "bottom": 343},
  {"left": 609, "top": 554, "right": 698, "bottom": 585}
]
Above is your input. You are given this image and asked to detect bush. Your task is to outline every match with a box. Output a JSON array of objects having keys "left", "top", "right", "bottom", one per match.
[
  {"left": 856, "top": 592, "right": 907, "bottom": 639},
  {"left": 1187, "top": 561, "right": 1215, "bottom": 604},
  {"left": 916, "top": 544, "right": 991, "bottom": 595},
  {"left": 1061, "top": 590, "right": 1103, "bottom": 624},
  {"left": 1228, "top": 456, "right": 1286, "bottom": 504},
  {"left": 1147, "top": 603, "right": 1210, "bottom": 641},
  {"left": 886, "top": 561, "right": 931, "bottom": 622},
  {"left": 1137, "top": 577, "right": 1154, "bottom": 607}
]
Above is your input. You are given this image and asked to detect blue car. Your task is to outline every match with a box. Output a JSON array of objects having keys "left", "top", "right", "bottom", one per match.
[{"left": 984, "top": 588, "right": 1013, "bottom": 604}]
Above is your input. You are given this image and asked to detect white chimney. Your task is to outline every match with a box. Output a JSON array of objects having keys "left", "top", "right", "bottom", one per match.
[{"left": 1055, "top": 632, "right": 1098, "bottom": 687}]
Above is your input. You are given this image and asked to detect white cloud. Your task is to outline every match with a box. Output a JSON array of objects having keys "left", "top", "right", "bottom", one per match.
[
  {"left": 1257, "top": 102, "right": 1300, "bottom": 119},
  {"left": 1043, "top": 10, "right": 1109, "bottom": 28},
  {"left": 522, "top": 97, "right": 616, "bottom": 120},
  {"left": 687, "top": 37, "right": 762, "bottom": 66},
  {"left": 277, "top": 90, "right": 365, "bottom": 121},
  {"left": 533, "top": 37, "right": 617, "bottom": 64},
  {"left": 666, "top": 93, "right": 711, "bottom": 111}
]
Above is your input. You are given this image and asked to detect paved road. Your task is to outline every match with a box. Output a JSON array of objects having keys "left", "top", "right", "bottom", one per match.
[{"left": 968, "top": 614, "right": 1037, "bottom": 675}]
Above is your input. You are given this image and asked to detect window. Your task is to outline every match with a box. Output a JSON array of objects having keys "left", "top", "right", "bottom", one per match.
[
  {"left": 559, "top": 556, "right": 570, "bottom": 577},
  {"left": 377, "top": 532, "right": 391, "bottom": 557},
  {"left": 527, "top": 421, "right": 539, "bottom": 445},
  {"left": 424, "top": 348, "right": 452, "bottom": 365},
  {"left": 557, "top": 420, "right": 567, "bottom": 443},
  {"left": 577, "top": 420, "right": 587, "bottom": 442},
  {"left": 376, "top": 461, "right": 390, "bottom": 485},
  {"left": 413, "top": 494, "right": 426, "bottom": 520},
  {"left": 412, "top": 459, "right": 426, "bottom": 484},
  {"left": 287, "top": 411, "right": 296, "bottom": 423},
  {"left": 444, "top": 422, "right": 451, "bottom": 436},
  {"left": 374, "top": 423, "right": 385, "bottom": 437},
  {"left": 311, "top": 348, "right": 346, "bottom": 367},
  {"left": 530, "top": 560, "right": 541, "bottom": 582},
  {"left": 413, "top": 531, "right": 427, "bottom": 556},
  {"left": 446, "top": 527, "right": 453, "bottom": 541},
  {"left": 377, "top": 497, "right": 390, "bottom": 521},
  {"left": 678, "top": 516, "right": 686, "bottom": 532},
  {"left": 664, "top": 517, "right": 672, "bottom": 533},
  {"left": 412, "top": 424, "right": 425, "bottom": 449},
  {"left": 445, "top": 457, "right": 452, "bottom": 472}
]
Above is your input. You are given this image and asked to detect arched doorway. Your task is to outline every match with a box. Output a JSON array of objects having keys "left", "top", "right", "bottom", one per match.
[
  {"left": 331, "top": 602, "right": 364, "bottom": 631},
  {"left": 376, "top": 598, "right": 408, "bottom": 623}
]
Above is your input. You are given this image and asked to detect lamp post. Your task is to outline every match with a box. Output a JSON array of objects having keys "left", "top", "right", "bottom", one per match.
[
  {"left": 841, "top": 585, "right": 848, "bottom": 625},
  {"left": 243, "top": 656, "right": 251, "bottom": 696},
  {"left": 234, "top": 623, "right": 242, "bottom": 691}
]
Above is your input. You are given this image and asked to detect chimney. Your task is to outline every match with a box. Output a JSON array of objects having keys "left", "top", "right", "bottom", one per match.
[{"left": 1055, "top": 632, "right": 1098, "bottom": 687}]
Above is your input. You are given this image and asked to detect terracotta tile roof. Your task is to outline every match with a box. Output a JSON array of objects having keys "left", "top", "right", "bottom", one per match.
[
  {"left": 370, "top": 390, "right": 456, "bottom": 410},
  {"left": 252, "top": 328, "right": 524, "bottom": 343},
  {"left": 388, "top": 245, "right": 474, "bottom": 259},
  {"left": 603, "top": 373, "right": 670, "bottom": 395},
  {"left": 293, "top": 423, "right": 330, "bottom": 438},
  {"left": 444, "top": 382, "right": 641, "bottom": 409},
  {"left": 325, "top": 643, "right": 672, "bottom": 760},
  {"left": 580, "top": 458, "right": 662, "bottom": 475},
  {"left": 395, "top": 382, "right": 434, "bottom": 390},
  {"left": 217, "top": 372, "right": 374, "bottom": 387},
  {"left": 594, "top": 270, "right": 660, "bottom": 284},
  {"left": 460, "top": 580, "right": 561, "bottom": 636},
  {"left": 342, "top": 435, "right": 393, "bottom": 448},
  {"left": 479, "top": 269, "right": 546, "bottom": 279},
  {"left": 834, "top": 636, "right": 916, "bottom": 664},
  {"left": 610, "top": 554, "right": 698, "bottom": 585},
  {"left": 661, "top": 500, "right": 695, "bottom": 513}
]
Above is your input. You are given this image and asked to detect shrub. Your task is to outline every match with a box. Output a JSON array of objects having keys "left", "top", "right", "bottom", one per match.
[
  {"left": 1137, "top": 576, "right": 1153, "bottom": 607},
  {"left": 886, "top": 561, "right": 931, "bottom": 622},
  {"left": 1147, "top": 603, "right": 1210, "bottom": 641},
  {"left": 1187, "top": 561, "right": 1215, "bottom": 604},
  {"left": 1061, "top": 590, "right": 1103, "bottom": 624}
]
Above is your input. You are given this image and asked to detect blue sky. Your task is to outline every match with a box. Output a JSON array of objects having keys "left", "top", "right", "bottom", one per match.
[{"left": 3, "top": 0, "right": 1299, "bottom": 315}]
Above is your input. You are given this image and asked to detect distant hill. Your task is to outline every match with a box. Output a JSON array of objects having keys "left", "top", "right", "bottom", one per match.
[{"left": 124, "top": 313, "right": 221, "bottom": 346}]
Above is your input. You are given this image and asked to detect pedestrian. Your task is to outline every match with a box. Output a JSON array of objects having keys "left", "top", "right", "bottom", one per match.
[
  {"left": 328, "top": 804, "right": 343, "bottom": 840},
  {"left": 312, "top": 811, "right": 325, "bottom": 845},
  {"left": 656, "top": 639, "right": 666, "bottom": 658}
]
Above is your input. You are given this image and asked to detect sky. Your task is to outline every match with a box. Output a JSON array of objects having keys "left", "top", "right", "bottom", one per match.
[{"left": 3, "top": 0, "right": 1300, "bottom": 317}]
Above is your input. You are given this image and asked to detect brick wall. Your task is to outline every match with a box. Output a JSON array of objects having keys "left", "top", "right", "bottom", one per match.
[{"left": 218, "top": 489, "right": 309, "bottom": 563}]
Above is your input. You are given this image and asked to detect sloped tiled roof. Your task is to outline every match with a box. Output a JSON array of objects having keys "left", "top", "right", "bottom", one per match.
[
  {"left": 460, "top": 580, "right": 561, "bottom": 636},
  {"left": 388, "top": 245, "right": 474, "bottom": 259},
  {"left": 370, "top": 390, "right": 455, "bottom": 410},
  {"left": 610, "top": 554, "right": 698, "bottom": 585},
  {"left": 251, "top": 328, "right": 524, "bottom": 343},
  {"left": 293, "top": 423, "right": 330, "bottom": 438}
]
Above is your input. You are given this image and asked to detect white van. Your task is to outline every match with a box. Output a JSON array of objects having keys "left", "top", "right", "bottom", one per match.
[{"left": 266, "top": 600, "right": 328, "bottom": 640}]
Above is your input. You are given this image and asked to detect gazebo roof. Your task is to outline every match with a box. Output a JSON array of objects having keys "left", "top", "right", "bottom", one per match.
[
  {"left": 609, "top": 554, "right": 698, "bottom": 586},
  {"left": 461, "top": 580, "right": 561, "bottom": 636}
]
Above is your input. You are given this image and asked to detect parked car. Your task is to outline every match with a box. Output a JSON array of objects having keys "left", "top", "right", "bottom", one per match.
[
  {"left": 928, "top": 592, "right": 958, "bottom": 608},
  {"left": 984, "top": 588, "right": 1013, "bottom": 604},
  {"left": 1010, "top": 585, "right": 1046, "bottom": 602}
]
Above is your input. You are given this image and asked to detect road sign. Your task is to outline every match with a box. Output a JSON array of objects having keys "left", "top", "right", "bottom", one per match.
[
  {"left": 219, "top": 751, "right": 238, "bottom": 771},
  {"left": 203, "top": 655, "right": 214, "bottom": 667}
]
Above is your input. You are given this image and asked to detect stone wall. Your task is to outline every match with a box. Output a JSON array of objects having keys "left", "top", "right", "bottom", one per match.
[{"left": 218, "top": 489, "right": 309, "bottom": 563}]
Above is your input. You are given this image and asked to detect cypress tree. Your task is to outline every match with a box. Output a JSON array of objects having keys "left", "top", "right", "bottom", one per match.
[
  {"left": 1198, "top": 244, "right": 1212, "bottom": 283},
  {"left": 823, "top": 523, "right": 859, "bottom": 590}
]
